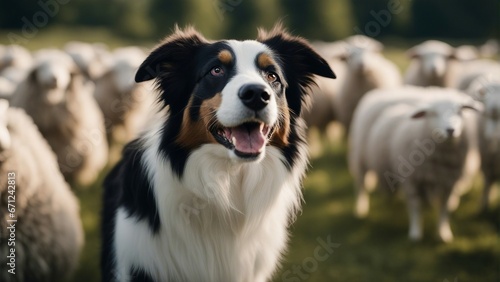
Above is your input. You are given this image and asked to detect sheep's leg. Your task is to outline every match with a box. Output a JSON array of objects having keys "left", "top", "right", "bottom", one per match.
[
  {"left": 364, "top": 170, "right": 378, "bottom": 193},
  {"left": 437, "top": 198, "right": 454, "bottom": 243},
  {"left": 480, "top": 176, "right": 494, "bottom": 212},
  {"left": 447, "top": 191, "right": 461, "bottom": 212},
  {"left": 354, "top": 171, "right": 370, "bottom": 218},
  {"left": 405, "top": 184, "right": 422, "bottom": 241}
]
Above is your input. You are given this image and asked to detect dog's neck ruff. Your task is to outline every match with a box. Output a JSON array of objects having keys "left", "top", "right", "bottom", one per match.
[{"left": 113, "top": 118, "right": 306, "bottom": 281}]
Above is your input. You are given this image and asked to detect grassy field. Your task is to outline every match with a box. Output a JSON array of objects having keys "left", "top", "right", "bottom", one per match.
[
  {"left": 0, "top": 26, "right": 156, "bottom": 50},
  {"left": 70, "top": 137, "right": 499, "bottom": 282},
  {"left": 2, "top": 27, "right": 499, "bottom": 281},
  {"left": 276, "top": 138, "right": 499, "bottom": 282}
]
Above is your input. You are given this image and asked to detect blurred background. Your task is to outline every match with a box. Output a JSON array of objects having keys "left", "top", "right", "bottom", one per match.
[
  {"left": 1, "top": 0, "right": 499, "bottom": 47},
  {"left": 0, "top": 0, "right": 499, "bottom": 281}
]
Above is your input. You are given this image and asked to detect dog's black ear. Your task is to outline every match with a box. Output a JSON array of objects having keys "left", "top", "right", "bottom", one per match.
[
  {"left": 258, "top": 24, "right": 336, "bottom": 80},
  {"left": 258, "top": 23, "right": 336, "bottom": 115},
  {"left": 135, "top": 26, "right": 208, "bottom": 83}
]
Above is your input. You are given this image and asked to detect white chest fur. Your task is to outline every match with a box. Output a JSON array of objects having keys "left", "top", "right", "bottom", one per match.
[{"left": 114, "top": 143, "right": 306, "bottom": 282}]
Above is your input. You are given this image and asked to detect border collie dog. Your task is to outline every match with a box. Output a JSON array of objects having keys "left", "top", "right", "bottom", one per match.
[{"left": 102, "top": 25, "right": 335, "bottom": 282}]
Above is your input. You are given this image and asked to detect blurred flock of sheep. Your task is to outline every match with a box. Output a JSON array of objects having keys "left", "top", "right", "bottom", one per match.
[{"left": 0, "top": 35, "right": 498, "bottom": 281}]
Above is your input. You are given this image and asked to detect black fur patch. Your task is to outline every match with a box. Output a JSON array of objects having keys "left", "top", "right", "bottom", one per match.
[
  {"left": 130, "top": 268, "right": 155, "bottom": 282},
  {"left": 101, "top": 140, "right": 161, "bottom": 281},
  {"left": 151, "top": 42, "right": 238, "bottom": 178},
  {"left": 258, "top": 27, "right": 335, "bottom": 169},
  {"left": 119, "top": 141, "right": 160, "bottom": 232},
  {"left": 280, "top": 117, "right": 307, "bottom": 170}
]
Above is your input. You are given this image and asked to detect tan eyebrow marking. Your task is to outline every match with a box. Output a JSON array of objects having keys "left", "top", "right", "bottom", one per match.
[
  {"left": 257, "top": 53, "right": 276, "bottom": 69},
  {"left": 217, "top": 50, "right": 233, "bottom": 65}
]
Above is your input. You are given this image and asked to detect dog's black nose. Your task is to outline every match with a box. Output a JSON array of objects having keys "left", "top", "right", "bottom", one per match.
[
  {"left": 238, "top": 84, "right": 270, "bottom": 111},
  {"left": 446, "top": 128, "right": 455, "bottom": 136}
]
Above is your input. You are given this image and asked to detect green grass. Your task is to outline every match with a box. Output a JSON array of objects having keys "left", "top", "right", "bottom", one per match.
[
  {"left": 273, "top": 138, "right": 499, "bottom": 282},
  {"left": 71, "top": 169, "right": 106, "bottom": 282},
  {"left": 69, "top": 137, "right": 499, "bottom": 282}
]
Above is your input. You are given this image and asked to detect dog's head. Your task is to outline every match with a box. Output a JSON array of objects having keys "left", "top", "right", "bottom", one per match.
[{"left": 136, "top": 25, "right": 335, "bottom": 165}]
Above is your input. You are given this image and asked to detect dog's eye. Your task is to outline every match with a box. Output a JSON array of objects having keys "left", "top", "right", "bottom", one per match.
[
  {"left": 210, "top": 66, "right": 224, "bottom": 77},
  {"left": 265, "top": 72, "right": 278, "bottom": 83}
]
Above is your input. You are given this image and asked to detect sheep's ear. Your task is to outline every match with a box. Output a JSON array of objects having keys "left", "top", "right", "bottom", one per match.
[
  {"left": 27, "top": 66, "right": 38, "bottom": 82},
  {"left": 338, "top": 52, "right": 348, "bottom": 62},
  {"left": 461, "top": 102, "right": 484, "bottom": 113},
  {"left": 372, "top": 41, "right": 384, "bottom": 52},
  {"left": 452, "top": 46, "right": 478, "bottom": 61},
  {"left": 477, "top": 88, "right": 487, "bottom": 98},
  {"left": 68, "top": 60, "right": 82, "bottom": 77},
  {"left": 135, "top": 27, "right": 208, "bottom": 83},
  {"left": 406, "top": 47, "right": 420, "bottom": 59},
  {"left": 258, "top": 23, "right": 335, "bottom": 115},
  {"left": 411, "top": 109, "right": 427, "bottom": 119}
]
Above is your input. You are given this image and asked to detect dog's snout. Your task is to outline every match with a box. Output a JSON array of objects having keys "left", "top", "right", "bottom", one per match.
[{"left": 238, "top": 84, "right": 270, "bottom": 111}]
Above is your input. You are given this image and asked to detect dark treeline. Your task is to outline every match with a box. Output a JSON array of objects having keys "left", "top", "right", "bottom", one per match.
[{"left": 1, "top": 0, "right": 498, "bottom": 40}]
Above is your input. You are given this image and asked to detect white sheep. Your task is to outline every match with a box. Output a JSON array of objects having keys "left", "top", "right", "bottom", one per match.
[
  {"left": 480, "top": 39, "right": 499, "bottom": 58},
  {"left": 10, "top": 49, "right": 108, "bottom": 186},
  {"left": 349, "top": 87, "right": 434, "bottom": 217},
  {"left": 0, "top": 45, "right": 33, "bottom": 100},
  {"left": 312, "top": 35, "right": 384, "bottom": 62},
  {"left": 454, "top": 59, "right": 500, "bottom": 91},
  {"left": 94, "top": 46, "right": 155, "bottom": 144},
  {"left": 393, "top": 91, "right": 481, "bottom": 242},
  {"left": 64, "top": 41, "right": 113, "bottom": 81},
  {"left": 351, "top": 87, "right": 481, "bottom": 242},
  {"left": 305, "top": 36, "right": 386, "bottom": 134},
  {"left": 404, "top": 40, "right": 476, "bottom": 87},
  {"left": 312, "top": 40, "right": 350, "bottom": 59},
  {"left": 302, "top": 57, "right": 346, "bottom": 133},
  {"left": 336, "top": 44, "right": 402, "bottom": 132},
  {"left": 0, "top": 100, "right": 84, "bottom": 282},
  {"left": 467, "top": 75, "right": 500, "bottom": 210},
  {"left": 344, "top": 34, "right": 385, "bottom": 51},
  {"left": 0, "top": 76, "right": 17, "bottom": 100},
  {"left": 0, "top": 45, "right": 32, "bottom": 72}
]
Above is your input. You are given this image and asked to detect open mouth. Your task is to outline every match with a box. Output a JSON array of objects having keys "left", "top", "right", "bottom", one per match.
[{"left": 210, "top": 121, "right": 271, "bottom": 159}]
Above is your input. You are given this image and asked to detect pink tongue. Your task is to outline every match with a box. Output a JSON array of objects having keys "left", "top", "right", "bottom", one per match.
[{"left": 230, "top": 125, "right": 266, "bottom": 154}]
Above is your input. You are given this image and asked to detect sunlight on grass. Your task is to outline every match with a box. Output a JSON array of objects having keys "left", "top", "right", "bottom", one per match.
[{"left": 273, "top": 135, "right": 499, "bottom": 282}]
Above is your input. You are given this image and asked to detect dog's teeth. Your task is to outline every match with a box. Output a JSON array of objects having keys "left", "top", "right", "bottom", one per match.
[{"left": 231, "top": 136, "right": 237, "bottom": 145}]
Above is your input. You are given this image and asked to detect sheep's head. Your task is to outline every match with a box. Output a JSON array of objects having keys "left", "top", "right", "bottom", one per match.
[
  {"left": 0, "top": 99, "right": 11, "bottom": 152},
  {"left": 0, "top": 45, "right": 32, "bottom": 71},
  {"left": 345, "top": 35, "right": 384, "bottom": 52},
  {"left": 468, "top": 76, "right": 500, "bottom": 118},
  {"left": 111, "top": 47, "right": 147, "bottom": 96},
  {"left": 407, "top": 40, "right": 475, "bottom": 82},
  {"left": 342, "top": 46, "right": 384, "bottom": 76},
  {"left": 64, "top": 41, "right": 112, "bottom": 80},
  {"left": 411, "top": 94, "right": 482, "bottom": 140},
  {"left": 469, "top": 77, "right": 500, "bottom": 141},
  {"left": 480, "top": 84, "right": 500, "bottom": 121},
  {"left": 32, "top": 50, "right": 79, "bottom": 104}
]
